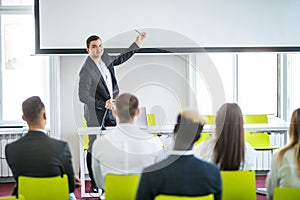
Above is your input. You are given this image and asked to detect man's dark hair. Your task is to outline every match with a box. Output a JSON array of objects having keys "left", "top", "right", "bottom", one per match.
[
  {"left": 22, "top": 96, "right": 45, "bottom": 124},
  {"left": 115, "top": 93, "right": 139, "bottom": 122},
  {"left": 86, "top": 35, "right": 101, "bottom": 48}
]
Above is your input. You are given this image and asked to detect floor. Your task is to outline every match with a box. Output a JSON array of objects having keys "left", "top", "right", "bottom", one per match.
[{"left": 0, "top": 177, "right": 267, "bottom": 200}]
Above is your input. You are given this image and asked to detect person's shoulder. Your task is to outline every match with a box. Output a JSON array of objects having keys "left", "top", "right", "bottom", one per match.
[
  {"left": 142, "top": 157, "right": 171, "bottom": 173},
  {"left": 193, "top": 156, "right": 219, "bottom": 171},
  {"left": 198, "top": 139, "right": 215, "bottom": 149},
  {"left": 48, "top": 136, "right": 69, "bottom": 148}
]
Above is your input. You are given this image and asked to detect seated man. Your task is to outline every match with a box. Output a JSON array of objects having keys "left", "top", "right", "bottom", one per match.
[
  {"left": 5, "top": 96, "right": 80, "bottom": 200},
  {"left": 92, "top": 93, "right": 165, "bottom": 188},
  {"left": 136, "top": 109, "right": 222, "bottom": 200}
]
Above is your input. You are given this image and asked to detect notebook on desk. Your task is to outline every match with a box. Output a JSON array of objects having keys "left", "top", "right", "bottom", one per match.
[{"left": 256, "top": 187, "right": 267, "bottom": 195}]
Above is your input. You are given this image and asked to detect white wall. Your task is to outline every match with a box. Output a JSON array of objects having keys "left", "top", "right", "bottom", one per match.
[
  {"left": 60, "top": 54, "right": 191, "bottom": 172},
  {"left": 60, "top": 56, "right": 85, "bottom": 174}
]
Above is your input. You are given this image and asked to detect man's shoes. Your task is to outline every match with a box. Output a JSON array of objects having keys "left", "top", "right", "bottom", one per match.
[{"left": 91, "top": 185, "right": 98, "bottom": 193}]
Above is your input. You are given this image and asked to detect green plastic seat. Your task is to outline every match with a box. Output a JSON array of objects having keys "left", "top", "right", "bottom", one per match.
[
  {"left": 273, "top": 187, "right": 300, "bottom": 200},
  {"left": 243, "top": 114, "right": 268, "bottom": 124},
  {"left": 18, "top": 174, "right": 69, "bottom": 200},
  {"left": 221, "top": 170, "right": 256, "bottom": 200},
  {"left": 155, "top": 194, "right": 214, "bottom": 200},
  {"left": 244, "top": 114, "right": 280, "bottom": 152},
  {"left": 0, "top": 195, "right": 24, "bottom": 200},
  {"left": 105, "top": 174, "right": 140, "bottom": 200}
]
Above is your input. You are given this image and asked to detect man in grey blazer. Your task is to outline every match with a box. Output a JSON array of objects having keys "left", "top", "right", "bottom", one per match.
[
  {"left": 5, "top": 96, "right": 80, "bottom": 199},
  {"left": 78, "top": 32, "right": 146, "bottom": 192}
]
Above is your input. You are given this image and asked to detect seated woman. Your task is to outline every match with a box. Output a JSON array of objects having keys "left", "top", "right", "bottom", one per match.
[
  {"left": 194, "top": 103, "right": 256, "bottom": 170},
  {"left": 266, "top": 108, "right": 300, "bottom": 200}
]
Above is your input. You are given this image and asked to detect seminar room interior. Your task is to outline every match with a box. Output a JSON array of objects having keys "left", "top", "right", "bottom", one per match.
[{"left": 1, "top": 0, "right": 300, "bottom": 200}]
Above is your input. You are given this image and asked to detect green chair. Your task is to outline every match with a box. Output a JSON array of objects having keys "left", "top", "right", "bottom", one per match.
[
  {"left": 244, "top": 114, "right": 279, "bottom": 153},
  {"left": 273, "top": 187, "right": 300, "bottom": 200},
  {"left": 221, "top": 170, "right": 256, "bottom": 200},
  {"left": 105, "top": 174, "right": 140, "bottom": 200},
  {"left": 18, "top": 174, "right": 69, "bottom": 200},
  {"left": 0, "top": 195, "right": 24, "bottom": 200},
  {"left": 155, "top": 194, "right": 214, "bottom": 200}
]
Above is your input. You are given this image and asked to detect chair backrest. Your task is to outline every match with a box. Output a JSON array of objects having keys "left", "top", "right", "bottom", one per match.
[
  {"left": 105, "top": 174, "right": 140, "bottom": 200},
  {"left": 195, "top": 132, "right": 212, "bottom": 146},
  {"left": 273, "top": 187, "right": 300, "bottom": 200},
  {"left": 18, "top": 174, "right": 69, "bottom": 200},
  {"left": 0, "top": 195, "right": 24, "bottom": 200},
  {"left": 243, "top": 114, "right": 268, "bottom": 124},
  {"left": 204, "top": 115, "right": 215, "bottom": 125},
  {"left": 243, "top": 114, "right": 270, "bottom": 147},
  {"left": 155, "top": 194, "right": 214, "bottom": 200},
  {"left": 221, "top": 170, "right": 256, "bottom": 200},
  {"left": 245, "top": 131, "right": 271, "bottom": 147},
  {"left": 82, "top": 118, "right": 89, "bottom": 150}
]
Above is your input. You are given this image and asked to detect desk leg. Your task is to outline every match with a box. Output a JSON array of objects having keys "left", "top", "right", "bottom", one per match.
[{"left": 79, "top": 135, "right": 100, "bottom": 198}]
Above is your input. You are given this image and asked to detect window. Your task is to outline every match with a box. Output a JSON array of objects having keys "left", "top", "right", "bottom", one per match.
[
  {"left": 0, "top": 3, "right": 50, "bottom": 124},
  {"left": 196, "top": 53, "right": 234, "bottom": 114},
  {"left": 237, "top": 53, "right": 277, "bottom": 115},
  {"left": 2, "top": 0, "right": 32, "bottom": 6},
  {"left": 288, "top": 53, "right": 300, "bottom": 118}
]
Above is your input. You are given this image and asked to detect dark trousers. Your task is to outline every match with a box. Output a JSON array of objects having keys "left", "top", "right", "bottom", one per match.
[{"left": 86, "top": 151, "right": 97, "bottom": 187}]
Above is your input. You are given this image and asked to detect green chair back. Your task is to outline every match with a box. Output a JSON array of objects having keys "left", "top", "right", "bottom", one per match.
[
  {"left": 82, "top": 118, "right": 89, "bottom": 150},
  {"left": 273, "top": 187, "right": 300, "bottom": 200},
  {"left": 18, "top": 174, "right": 69, "bottom": 200},
  {"left": 105, "top": 174, "right": 140, "bottom": 200},
  {"left": 243, "top": 114, "right": 279, "bottom": 150},
  {"left": 195, "top": 132, "right": 212, "bottom": 146},
  {"left": 221, "top": 170, "right": 256, "bottom": 200},
  {"left": 0, "top": 195, "right": 24, "bottom": 200},
  {"left": 245, "top": 131, "right": 272, "bottom": 148},
  {"left": 204, "top": 115, "right": 215, "bottom": 125},
  {"left": 243, "top": 114, "right": 268, "bottom": 124},
  {"left": 155, "top": 194, "right": 214, "bottom": 200}
]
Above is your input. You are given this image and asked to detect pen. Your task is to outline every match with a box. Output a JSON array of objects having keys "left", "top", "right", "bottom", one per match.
[{"left": 135, "top": 29, "right": 142, "bottom": 34}]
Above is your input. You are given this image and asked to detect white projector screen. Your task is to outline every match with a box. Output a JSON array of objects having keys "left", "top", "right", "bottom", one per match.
[{"left": 35, "top": 0, "right": 300, "bottom": 54}]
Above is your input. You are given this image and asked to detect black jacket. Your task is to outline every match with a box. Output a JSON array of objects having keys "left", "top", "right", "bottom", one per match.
[{"left": 5, "top": 131, "right": 75, "bottom": 195}]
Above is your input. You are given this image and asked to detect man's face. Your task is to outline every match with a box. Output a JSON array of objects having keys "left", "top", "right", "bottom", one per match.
[{"left": 87, "top": 39, "right": 104, "bottom": 59}]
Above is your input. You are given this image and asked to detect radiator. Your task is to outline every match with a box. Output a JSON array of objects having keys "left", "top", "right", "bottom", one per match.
[
  {"left": 0, "top": 129, "right": 25, "bottom": 177},
  {"left": 255, "top": 132, "right": 285, "bottom": 170}
]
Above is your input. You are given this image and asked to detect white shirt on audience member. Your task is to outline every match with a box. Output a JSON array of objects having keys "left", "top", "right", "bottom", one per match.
[
  {"left": 266, "top": 147, "right": 300, "bottom": 200},
  {"left": 92, "top": 123, "right": 165, "bottom": 188},
  {"left": 194, "top": 139, "right": 256, "bottom": 170}
]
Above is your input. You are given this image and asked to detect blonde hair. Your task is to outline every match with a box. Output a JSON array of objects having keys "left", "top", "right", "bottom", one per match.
[{"left": 277, "top": 108, "right": 300, "bottom": 176}]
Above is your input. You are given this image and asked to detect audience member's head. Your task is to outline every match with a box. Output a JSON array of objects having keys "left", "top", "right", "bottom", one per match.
[
  {"left": 213, "top": 103, "right": 245, "bottom": 170},
  {"left": 277, "top": 108, "right": 300, "bottom": 175},
  {"left": 114, "top": 93, "right": 139, "bottom": 123},
  {"left": 22, "top": 96, "right": 46, "bottom": 128},
  {"left": 173, "top": 109, "right": 205, "bottom": 151}
]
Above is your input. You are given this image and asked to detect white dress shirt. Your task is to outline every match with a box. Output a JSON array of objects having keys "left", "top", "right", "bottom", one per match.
[
  {"left": 97, "top": 61, "right": 113, "bottom": 99},
  {"left": 194, "top": 139, "right": 256, "bottom": 170},
  {"left": 266, "top": 147, "right": 300, "bottom": 200},
  {"left": 92, "top": 123, "right": 165, "bottom": 188}
]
